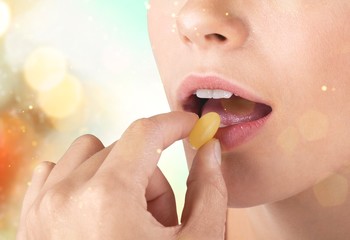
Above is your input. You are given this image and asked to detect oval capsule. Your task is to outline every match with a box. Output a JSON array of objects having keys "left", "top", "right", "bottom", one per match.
[{"left": 189, "top": 112, "right": 221, "bottom": 149}]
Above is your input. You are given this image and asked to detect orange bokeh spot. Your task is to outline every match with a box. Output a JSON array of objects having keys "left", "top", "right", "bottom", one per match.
[{"left": 0, "top": 113, "right": 36, "bottom": 204}]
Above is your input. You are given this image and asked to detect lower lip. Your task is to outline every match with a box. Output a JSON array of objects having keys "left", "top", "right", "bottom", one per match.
[{"left": 215, "top": 114, "right": 271, "bottom": 152}]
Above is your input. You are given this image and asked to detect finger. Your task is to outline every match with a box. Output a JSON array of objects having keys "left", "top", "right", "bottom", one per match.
[
  {"left": 96, "top": 111, "right": 198, "bottom": 190},
  {"left": 146, "top": 167, "right": 178, "bottom": 227},
  {"left": 18, "top": 161, "right": 54, "bottom": 239},
  {"left": 65, "top": 143, "right": 118, "bottom": 186},
  {"left": 19, "top": 161, "right": 55, "bottom": 222},
  {"left": 180, "top": 139, "right": 228, "bottom": 240},
  {"left": 44, "top": 134, "right": 104, "bottom": 188}
]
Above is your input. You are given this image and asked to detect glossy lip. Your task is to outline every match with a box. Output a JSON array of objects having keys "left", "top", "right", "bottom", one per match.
[
  {"left": 215, "top": 114, "right": 271, "bottom": 152},
  {"left": 178, "top": 73, "right": 272, "bottom": 151}
]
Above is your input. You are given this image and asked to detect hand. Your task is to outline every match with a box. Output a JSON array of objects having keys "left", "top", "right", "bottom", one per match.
[{"left": 17, "top": 112, "right": 228, "bottom": 240}]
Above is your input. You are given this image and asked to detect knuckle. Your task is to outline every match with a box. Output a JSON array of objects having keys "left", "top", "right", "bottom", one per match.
[
  {"left": 73, "top": 134, "right": 103, "bottom": 148},
  {"left": 188, "top": 173, "right": 228, "bottom": 201},
  {"left": 35, "top": 161, "right": 55, "bottom": 173},
  {"left": 80, "top": 186, "right": 108, "bottom": 210},
  {"left": 207, "top": 174, "right": 228, "bottom": 201},
  {"left": 40, "top": 187, "right": 70, "bottom": 214},
  {"left": 95, "top": 173, "right": 135, "bottom": 194},
  {"left": 88, "top": 179, "right": 114, "bottom": 199},
  {"left": 25, "top": 185, "right": 77, "bottom": 234},
  {"left": 83, "top": 181, "right": 120, "bottom": 211},
  {"left": 128, "top": 118, "right": 163, "bottom": 148},
  {"left": 129, "top": 118, "right": 161, "bottom": 136},
  {"left": 91, "top": 173, "right": 141, "bottom": 203},
  {"left": 208, "top": 174, "right": 228, "bottom": 200}
]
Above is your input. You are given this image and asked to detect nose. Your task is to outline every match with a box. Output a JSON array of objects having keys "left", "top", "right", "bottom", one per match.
[{"left": 176, "top": 0, "right": 249, "bottom": 50}]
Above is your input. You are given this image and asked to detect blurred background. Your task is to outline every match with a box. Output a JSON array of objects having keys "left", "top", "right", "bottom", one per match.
[{"left": 0, "top": 0, "right": 189, "bottom": 238}]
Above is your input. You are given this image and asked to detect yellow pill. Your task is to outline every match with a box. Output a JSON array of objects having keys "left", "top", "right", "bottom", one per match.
[{"left": 189, "top": 112, "right": 221, "bottom": 149}]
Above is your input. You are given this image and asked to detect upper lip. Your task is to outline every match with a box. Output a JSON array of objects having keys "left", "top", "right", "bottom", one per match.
[{"left": 177, "top": 73, "right": 271, "bottom": 113}]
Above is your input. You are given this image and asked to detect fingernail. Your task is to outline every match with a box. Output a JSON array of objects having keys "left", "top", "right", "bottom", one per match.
[{"left": 213, "top": 139, "right": 222, "bottom": 165}]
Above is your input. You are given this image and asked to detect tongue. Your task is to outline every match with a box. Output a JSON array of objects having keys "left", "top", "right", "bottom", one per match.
[{"left": 201, "top": 96, "right": 271, "bottom": 126}]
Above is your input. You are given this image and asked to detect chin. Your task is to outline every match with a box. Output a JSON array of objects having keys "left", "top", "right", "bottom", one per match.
[{"left": 219, "top": 151, "right": 307, "bottom": 208}]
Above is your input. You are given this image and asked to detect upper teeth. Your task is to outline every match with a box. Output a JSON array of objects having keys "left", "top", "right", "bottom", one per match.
[{"left": 195, "top": 89, "right": 234, "bottom": 99}]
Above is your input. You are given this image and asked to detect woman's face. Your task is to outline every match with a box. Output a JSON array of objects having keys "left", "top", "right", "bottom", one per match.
[{"left": 148, "top": 0, "right": 350, "bottom": 207}]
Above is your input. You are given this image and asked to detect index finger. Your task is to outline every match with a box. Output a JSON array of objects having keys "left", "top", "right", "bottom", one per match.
[{"left": 95, "top": 111, "right": 198, "bottom": 189}]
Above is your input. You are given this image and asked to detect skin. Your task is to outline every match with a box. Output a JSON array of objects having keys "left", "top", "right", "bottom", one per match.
[
  {"left": 18, "top": 0, "right": 350, "bottom": 239},
  {"left": 148, "top": 0, "right": 350, "bottom": 239},
  {"left": 18, "top": 112, "right": 227, "bottom": 239}
]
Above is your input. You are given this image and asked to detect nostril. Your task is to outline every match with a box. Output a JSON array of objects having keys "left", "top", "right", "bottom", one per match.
[{"left": 205, "top": 33, "right": 227, "bottom": 42}]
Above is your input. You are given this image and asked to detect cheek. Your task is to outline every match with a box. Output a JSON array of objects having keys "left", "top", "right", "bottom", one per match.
[
  {"left": 222, "top": 6, "right": 350, "bottom": 206},
  {"left": 257, "top": 4, "right": 350, "bottom": 85},
  {"left": 258, "top": 5, "right": 350, "bottom": 144}
]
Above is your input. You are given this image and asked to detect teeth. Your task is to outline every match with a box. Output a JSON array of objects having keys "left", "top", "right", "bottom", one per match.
[
  {"left": 195, "top": 89, "right": 233, "bottom": 99},
  {"left": 196, "top": 89, "right": 213, "bottom": 98},
  {"left": 213, "top": 90, "right": 233, "bottom": 99}
]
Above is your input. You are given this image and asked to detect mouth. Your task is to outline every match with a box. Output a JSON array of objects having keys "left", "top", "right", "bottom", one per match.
[
  {"left": 179, "top": 75, "right": 273, "bottom": 151},
  {"left": 183, "top": 89, "right": 272, "bottom": 125}
]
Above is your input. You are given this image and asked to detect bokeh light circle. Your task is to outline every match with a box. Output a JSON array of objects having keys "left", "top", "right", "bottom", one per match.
[
  {"left": 23, "top": 47, "right": 67, "bottom": 91},
  {"left": 0, "top": 1, "right": 11, "bottom": 37},
  {"left": 38, "top": 74, "right": 83, "bottom": 119},
  {"left": 297, "top": 110, "right": 329, "bottom": 141},
  {"left": 313, "top": 174, "right": 349, "bottom": 207}
]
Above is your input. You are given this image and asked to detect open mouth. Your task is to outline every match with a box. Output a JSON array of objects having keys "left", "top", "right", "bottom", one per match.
[
  {"left": 178, "top": 75, "right": 273, "bottom": 150},
  {"left": 182, "top": 89, "right": 272, "bottom": 128}
]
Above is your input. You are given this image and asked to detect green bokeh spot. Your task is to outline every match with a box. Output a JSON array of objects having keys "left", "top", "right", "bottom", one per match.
[{"left": 83, "top": 0, "right": 149, "bottom": 46}]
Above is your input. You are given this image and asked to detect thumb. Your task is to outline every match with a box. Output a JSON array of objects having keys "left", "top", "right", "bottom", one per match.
[{"left": 180, "top": 139, "right": 228, "bottom": 240}]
